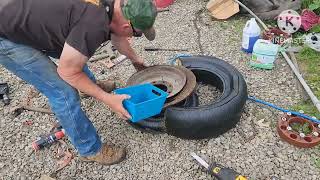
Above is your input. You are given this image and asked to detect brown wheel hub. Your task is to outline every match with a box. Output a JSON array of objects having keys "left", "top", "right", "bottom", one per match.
[
  {"left": 127, "top": 65, "right": 197, "bottom": 108},
  {"left": 164, "top": 66, "right": 197, "bottom": 108},
  {"left": 127, "top": 65, "right": 187, "bottom": 98}
]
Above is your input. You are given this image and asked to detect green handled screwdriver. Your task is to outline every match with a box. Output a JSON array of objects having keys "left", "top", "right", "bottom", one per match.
[{"left": 191, "top": 152, "right": 247, "bottom": 180}]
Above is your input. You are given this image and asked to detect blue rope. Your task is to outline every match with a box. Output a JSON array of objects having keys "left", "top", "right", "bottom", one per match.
[
  {"left": 168, "top": 54, "right": 192, "bottom": 65},
  {"left": 248, "top": 96, "right": 320, "bottom": 124}
]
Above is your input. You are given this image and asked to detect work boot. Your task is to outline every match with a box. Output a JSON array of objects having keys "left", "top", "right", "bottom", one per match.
[
  {"left": 79, "top": 80, "right": 116, "bottom": 97},
  {"left": 80, "top": 143, "right": 126, "bottom": 165}
]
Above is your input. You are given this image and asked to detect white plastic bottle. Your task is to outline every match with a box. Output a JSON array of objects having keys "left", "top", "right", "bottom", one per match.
[{"left": 242, "top": 18, "right": 261, "bottom": 53}]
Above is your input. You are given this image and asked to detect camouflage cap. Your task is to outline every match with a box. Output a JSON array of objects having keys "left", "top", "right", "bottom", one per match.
[{"left": 121, "top": 0, "right": 157, "bottom": 40}]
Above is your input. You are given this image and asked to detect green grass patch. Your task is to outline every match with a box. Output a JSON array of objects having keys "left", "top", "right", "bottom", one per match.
[
  {"left": 218, "top": 15, "right": 247, "bottom": 33},
  {"left": 302, "top": 0, "right": 320, "bottom": 14},
  {"left": 293, "top": 47, "right": 320, "bottom": 119},
  {"left": 314, "top": 157, "right": 320, "bottom": 168},
  {"left": 290, "top": 122, "right": 313, "bottom": 134},
  {"left": 310, "top": 25, "right": 320, "bottom": 33},
  {"left": 264, "top": 19, "right": 277, "bottom": 27},
  {"left": 293, "top": 102, "right": 320, "bottom": 119}
]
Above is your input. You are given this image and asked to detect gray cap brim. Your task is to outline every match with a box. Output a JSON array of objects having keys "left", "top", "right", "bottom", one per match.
[{"left": 143, "top": 27, "right": 156, "bottom": 41}]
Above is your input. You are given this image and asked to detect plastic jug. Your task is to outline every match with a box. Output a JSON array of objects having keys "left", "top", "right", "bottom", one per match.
[
  {"left": 242, "top": 18, "right": 261, "bottom": 53},
  {"left": 250, "top": 39, "right": 280, "bottom": 70}
]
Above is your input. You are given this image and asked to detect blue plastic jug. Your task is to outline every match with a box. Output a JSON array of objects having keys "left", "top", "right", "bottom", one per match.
[{"left": 242, "top": 18, "right": 261, "bottom": 53}]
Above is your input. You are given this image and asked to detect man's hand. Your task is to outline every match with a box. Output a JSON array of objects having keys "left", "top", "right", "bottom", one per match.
[
  {"left": 103, "top": 94, "right": 132, "bottom": 120},
  {"left": 132, "top": 58, "right": 148, "bottom": 71},
  {"left": 132, "top": 62, "right": 147, "bottom": 71}
]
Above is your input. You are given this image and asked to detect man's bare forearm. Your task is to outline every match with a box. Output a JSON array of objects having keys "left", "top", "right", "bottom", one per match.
[{"left": 111, "top": 35, "right": 140, "bottom": 62}]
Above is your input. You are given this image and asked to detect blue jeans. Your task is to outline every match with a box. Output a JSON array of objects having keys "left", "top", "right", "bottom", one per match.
[{"left": 0, "top": 37, "right": 102, "bottom": 156}]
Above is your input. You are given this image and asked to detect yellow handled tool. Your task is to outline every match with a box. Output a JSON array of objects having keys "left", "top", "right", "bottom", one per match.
[{"left": 191, "top": 152, "right": 247, "bottom": 180}]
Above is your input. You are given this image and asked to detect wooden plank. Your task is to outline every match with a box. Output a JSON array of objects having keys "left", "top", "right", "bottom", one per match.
[{"left": 206, "top": 0, "right": 239, "bottom": 19}]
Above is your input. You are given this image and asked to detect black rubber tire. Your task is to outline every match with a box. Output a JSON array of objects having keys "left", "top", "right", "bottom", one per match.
[
  {"left": 165, "top": 56, "right": 248, "bottom": 139},
  {"left": 126, "top": 92, "right": 199, "bottom": 133}
]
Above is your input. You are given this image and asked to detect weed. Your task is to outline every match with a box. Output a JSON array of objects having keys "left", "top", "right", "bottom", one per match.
[
  {"left": 264, "top": 20, "right": 277, "bottom": 27},
  {"left": 290, "top": 122, "right": 312, "bottom": 134},
  {"left": 297, "top": 47, "right": 320, "bottom": 77},
  {"left": 293, "top": 102, "right": 320, "bottom": 119},
  {"left": 310, "top": 25, "right": 320, "bottom": 33},
  {"left": 293, "top": 47, "right": 320, "bottom": 119},
  {"left": 314, "top": 157, "right": 320, "bottom": 168},
  {"left": 302, "top": 0, "right": 320, "bottom": 14}
]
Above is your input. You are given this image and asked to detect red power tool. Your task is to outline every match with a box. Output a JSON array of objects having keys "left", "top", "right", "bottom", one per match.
[{"left": 32, "top": 127, "right": 65, "bottom": 151}]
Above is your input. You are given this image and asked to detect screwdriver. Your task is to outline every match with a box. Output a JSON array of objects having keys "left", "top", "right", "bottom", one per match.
[{"left": 191, "top": 152, "right": 247, "bottom": 180}]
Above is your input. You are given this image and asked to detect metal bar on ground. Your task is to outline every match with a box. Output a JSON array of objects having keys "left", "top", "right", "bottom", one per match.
[
  {"left": 281, "top": 51, "right": 320, "bottom": 112},
  {"left": 144, "top": 47, "right": 189, "bottom": 52}
]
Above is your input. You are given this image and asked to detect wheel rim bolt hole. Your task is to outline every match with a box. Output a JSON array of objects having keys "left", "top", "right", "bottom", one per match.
[
  {"left": 290, "top": 134, "right": 297, "bottom": 139},
  {"left": 304, "top": 137, "right": 312, "bottom": 142}
]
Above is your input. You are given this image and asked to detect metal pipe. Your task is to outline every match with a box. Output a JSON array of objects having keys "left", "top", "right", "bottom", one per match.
[{"left": 281, "top": 51, "right": 320, "bottom": 112}]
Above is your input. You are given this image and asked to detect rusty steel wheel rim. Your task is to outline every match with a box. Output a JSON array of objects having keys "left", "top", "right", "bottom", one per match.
[
  {"left": 127, "top": 65, "right": 187, "bottom": 98},
  {"left": 163, "top": 66, "right": 197, "bottom": 108}
]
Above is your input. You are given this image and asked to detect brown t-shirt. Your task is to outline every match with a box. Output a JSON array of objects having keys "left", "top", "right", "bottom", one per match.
[{"left": 0, "top": 0, "right": 110, "bottom": 58}]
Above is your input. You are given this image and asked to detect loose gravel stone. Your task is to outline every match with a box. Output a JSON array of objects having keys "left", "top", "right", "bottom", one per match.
[{"left": 196, "top": 83, "right": 222, "bottom": 106}]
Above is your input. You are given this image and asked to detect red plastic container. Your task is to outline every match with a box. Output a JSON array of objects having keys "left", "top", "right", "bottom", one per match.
[{"left": 155, "top": 0, "right": 174, "bottom": 8}]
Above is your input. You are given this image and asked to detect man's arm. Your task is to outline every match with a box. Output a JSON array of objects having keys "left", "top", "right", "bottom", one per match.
[
  {"left": 57, "top": 42, "right": 107, "bottom": 101},
  {"left": 111, "top": 34, "right": 143, "bottom": 64},
  {"left": 57, "top": 42, "right": 131, "bottom": 119}
]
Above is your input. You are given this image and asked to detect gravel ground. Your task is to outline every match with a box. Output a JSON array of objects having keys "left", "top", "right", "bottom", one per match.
[
  {"left": 1, "top": 0, "right": 320, "bottom": 179},
  {"left": 196, "top": 84, "right": 222, "bottom": 106}
]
